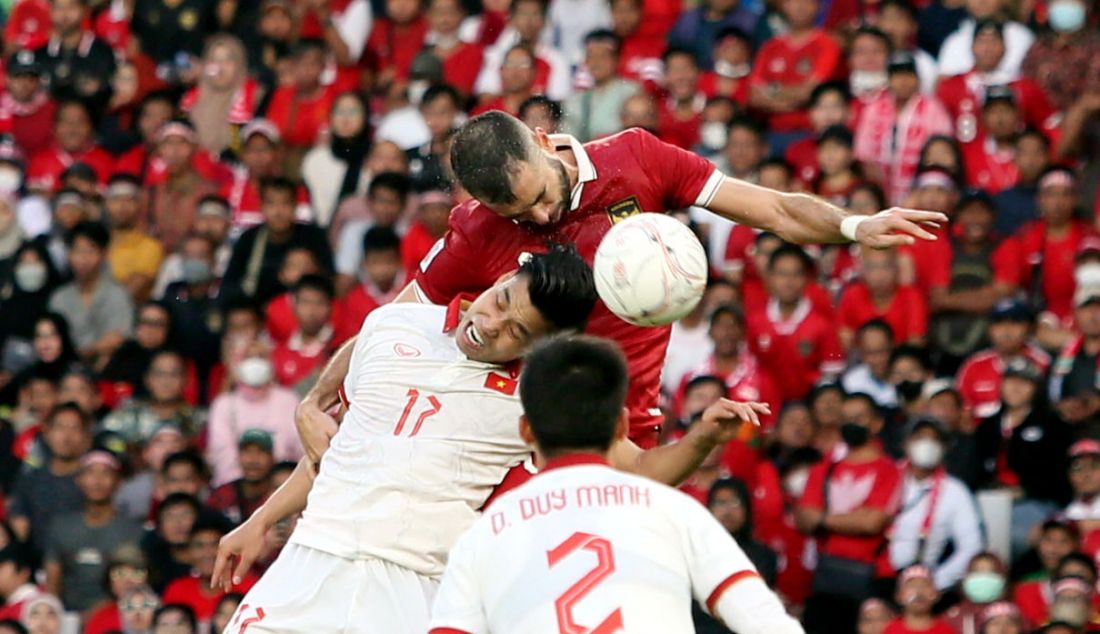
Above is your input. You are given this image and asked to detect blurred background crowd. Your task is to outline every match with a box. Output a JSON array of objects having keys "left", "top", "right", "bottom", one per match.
[{"left": 0, "top": 0, "right": 1092, "bottom": 630}]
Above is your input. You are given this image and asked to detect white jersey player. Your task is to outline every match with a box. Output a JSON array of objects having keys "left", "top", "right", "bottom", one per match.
[
  {"left": 429, "top": 336, "right": 804, "bottom": 634},
  {"left": 214, "top": 248, "right": 767, "bottom": 634}
]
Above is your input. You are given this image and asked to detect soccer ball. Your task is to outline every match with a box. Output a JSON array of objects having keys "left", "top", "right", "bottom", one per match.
[{"left": 594, "top": 213, "right": 708, "bottom": 327}]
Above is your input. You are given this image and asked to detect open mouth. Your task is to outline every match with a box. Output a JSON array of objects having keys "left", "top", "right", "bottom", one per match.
[{"left": 466, "top": 322, "right": 484, "bottom": 348}]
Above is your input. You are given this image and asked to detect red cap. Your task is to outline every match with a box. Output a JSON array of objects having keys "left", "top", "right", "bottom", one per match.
[{"left": 1070, "top": 439, "right": 1100, "bottom": 459}]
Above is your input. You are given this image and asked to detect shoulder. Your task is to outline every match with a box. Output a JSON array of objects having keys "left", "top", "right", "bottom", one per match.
[{"left": 961, "top": 348, "right": 998, "bottom": 368}]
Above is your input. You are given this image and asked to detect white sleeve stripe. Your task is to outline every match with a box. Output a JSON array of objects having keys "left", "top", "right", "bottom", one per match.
[
  {"left": 694, "top": 170, "right": 724, "bottom": 208},
  {"left": 410, "top": 280, "right": 430, "bottom": 304}
]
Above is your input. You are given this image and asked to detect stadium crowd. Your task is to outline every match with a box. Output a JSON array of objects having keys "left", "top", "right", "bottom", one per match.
[{"left": 0, "top": 0, "right": 1091, "bottom": 629}]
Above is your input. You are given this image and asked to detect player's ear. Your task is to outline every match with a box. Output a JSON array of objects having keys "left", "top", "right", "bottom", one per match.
[
  {"left": 532, "top": 127, "right": 554, "bottom": 152},
  {"left": 519, "top": 415, "right": 537, "bottom": 446}
]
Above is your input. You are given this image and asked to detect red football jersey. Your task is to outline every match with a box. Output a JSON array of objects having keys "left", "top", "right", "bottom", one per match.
[
  {"left": 956, "top": 345, "right": 1051, "bottom": 418},
  {"left": 785, "top": 136, "right": 819, "bottom": 186},
  {"left": 26, "top": 144, "right": 115, "bottom": 191},
  {"left": 836, "top": 282, "right": 928, "bottom": 343},
  {"left": 799, "top": 455, "right": 901, "bottom": 562},
  {"left": 415, "top": 129, "right": 721, "bottom": 446},
  {"left": 962, "top": 136, "right": 1019, "bottom": 194},
  {"left": 748, "top": 31, "right": 841, "bottom": 131},
  {"left": 996, "top": 220, "right": 1097, "bottom": 322},
  {"left": 440, "top": 43, "right": 484, "bottom": 96},
  {"left": 745, "top": 299, "right": 845, "bottom": 402},
  {"left": 883, "top": 618, "right": 958, "bottom": 634},
  {"left": 936, "top": 73, "right": 1058, "bottom": 144}
]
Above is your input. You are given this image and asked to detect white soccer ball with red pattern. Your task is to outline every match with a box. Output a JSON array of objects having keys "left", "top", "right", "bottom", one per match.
[{"left": 594, "top": 213, "right": 708, "bottom": 327}]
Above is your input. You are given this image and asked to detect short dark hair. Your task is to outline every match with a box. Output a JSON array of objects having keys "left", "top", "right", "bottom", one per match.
[
  {"left": 844, "top": 391, "right": 882, "bottom": 419},
  {"left": 758, "top": 157, "right": 794, "bottom": 177},
  {"left": 294, "top": 273, "right": 334, "bottom": 301},
  {"left": 161, "top": 450, "right": 209, "bottom": 480},
  {"left": 684, "top": 374, "right": 727, "bottom": 398},
  {"left": 517, "top": 244, "right": 598, "bottom": 332},
  {"left": 858, "top": 318, "right": 895, "bottom": 344},
  {"left": 154, "top": 604, "right": 197, "bottom": 632},
  {"left": 451, "top": 111, "right": 538, "bottom": 206},
  {"left": 890, "top": 344, "right": 931, "bottom": 371},
  {"left": 768, "top": 243, "right": 813, "bottom": 273},
  {"left": 1017, "top": 126, "right": 1050, "bottom": 149},
  {"left": 727, "top": 115, "right": 765, "bottom": 141},
  {"left": 197, "top": 193, "right": 230, "bottom": 211},
  {"left": 66, "top": 221, "right": 110, "bottom": 250},
  {"left": 293, "top": 37, "right": 327, "bottom": 58},
  {"left": 518, "top": 95, "right": 562, "bottom": 123},
  {"left": 520, "top": 336, "right": 629, "bottom": 456},
  {"left": 880, "top": 0, "right": 919, "bottom": 20},
  {"left": 810, "top": 80, "right": 851, "bottom": 106},
  {"left": 709, "top": 303, "right": 744, "bottom": 328},
  {"left": 1056, "top": 552, "right": 1098, "bottom": 580},
  {"left": 509, "top": 0, "right": 548, "bottom": 15},
  {"left": 421, "top": 84, "right": 463, "bottom": 111},
  {"left": 661, "top": 45, "right": 697, "bottom": 66},
  {"left": 259, "top": 176, "right": 297, "bottom": 201},
  {"left": 271, "top": 461, "right": 298, "bottom": 477},
  {"left": 852, "top": 25, "right": 892, "bottom": 53},
  {"left": 45, "top": 401, "right": 91, "bottom": 429},
  {"left": 107, "top": 172, "right": 142, "bottom": 189},
  {"left": 584, "top": 28, "right": 621, "bottom": 54},
  {"left": 189, "top": 518, "right": 228, "bottom": 540},
  {"left": 55, "top": 99, "right": 95, "bottom": 126},
  {"left": 156, "top": 492, "right": 201, "bottom": 520},
  {"left": 222, "top": 296, "right": 263, "bottom": 323},
  {"left": 362, "top": 225, "right": 402, "bottom": 256},
  {"left": 0, "top": 620, "right": 28, "bottom": 634},
  {"left": 368, "top": 171, "right": 411, "bottom": 202}
]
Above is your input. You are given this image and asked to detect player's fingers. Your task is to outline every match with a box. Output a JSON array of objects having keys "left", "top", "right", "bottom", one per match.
[
  {"left": 212, "top": 548, "right": 231, "bottom": 591},
  {"left": 868, "top": 233, "right": 916, "bottom": 248},
  {"left": 232, "top": 550, "right": 257, "bottom": 588},
  {"left": 890, "top": 208, "right": 949, "bottom": 224},
  {"left": 731, "top": 402, "right": 759, "bottom": 427},
  {"left": 889, "top": 216, "right": 938, "bottom": 241},
  {"left": 748, "top": 401, "right": 772, "bottom": 414}
]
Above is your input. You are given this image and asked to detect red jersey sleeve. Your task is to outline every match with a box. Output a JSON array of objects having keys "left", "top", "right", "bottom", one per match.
[
  {"left": 992, "top": 236, "right": 1024, "bottom": 286},
  {"left": 807, "top": 33, "right": 841, "bottom": 82},
  {"left": 863, "top": 460, "right": 902, "bottom": 513},
  {"left": 630, "top": 128, "right": 719, "bottom": 210},
  {"left": 413, "top": 201, "right": 502, "bottom": 304},
  {"left": 798, "top": 460, "right": 829, "bottom": 511},
  {"left": 748, "top": 40, "right": 778, "bottom": 88}
]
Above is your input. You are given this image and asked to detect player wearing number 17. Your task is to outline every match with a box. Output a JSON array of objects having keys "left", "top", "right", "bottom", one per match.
[{"left": 429, "top": 337, "right": 804, "bottom": 634}]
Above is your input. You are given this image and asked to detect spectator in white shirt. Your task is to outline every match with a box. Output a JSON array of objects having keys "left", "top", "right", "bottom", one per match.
[
  {"left": 474, "top": 0, "right": 572, "bottom": 101},
  {"left": 842, "top": 320, "right": 899, "bottom": 410},
  {"left": 937, "top": 0, "right": 1034, "bottom": 80},
  {"left": 889, "top": 417, "right": 985, "bottom": 591},
  {"left": 1064, "top": 438, "right": 1100, "bottom": 535}
]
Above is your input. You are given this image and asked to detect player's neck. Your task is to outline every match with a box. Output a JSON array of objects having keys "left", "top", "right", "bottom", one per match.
[{"left": 554, "top": 146, "right": 581, "bottom": 191}]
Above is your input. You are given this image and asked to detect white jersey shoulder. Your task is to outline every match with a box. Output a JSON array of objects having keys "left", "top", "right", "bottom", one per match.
[
  {"left": 430, "top": 463, "right": 805, "bottom": 634},
  {"left": 290, "top": 303, "right": 531, "bottom": 576}
]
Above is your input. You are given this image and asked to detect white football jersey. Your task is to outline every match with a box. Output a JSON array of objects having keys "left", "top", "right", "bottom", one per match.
[
  {"left": 429, "top": 456, "right": 805, "bottom": 634},
  {"left": 289, "top": 303, "right": 531, "bottom": 576}
]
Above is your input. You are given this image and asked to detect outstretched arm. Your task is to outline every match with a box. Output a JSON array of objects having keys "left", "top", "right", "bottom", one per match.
[
  {"left": 212, "top": 458, "right": 317, "bottom": 590},
  {"left": 704, "top": 177, "right": 946, "bottom": 248},
  {"left": 608, "top": 400, "right": 769, "bottom": 486}
]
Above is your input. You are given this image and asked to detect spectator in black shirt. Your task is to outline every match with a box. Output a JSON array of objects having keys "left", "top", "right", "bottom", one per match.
[
  {"left": 130, "top": 0, "right": 214, "bottom": 70},
  {"left": 34, "top": 0, "right": 116, "bottom": 110},
  {"left": 221, "top": 177, "right": 333, "bottom": 305}
]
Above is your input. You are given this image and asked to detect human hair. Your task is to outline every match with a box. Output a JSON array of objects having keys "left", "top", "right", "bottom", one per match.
[
  {"left": 727, "top": 115, "right": 766, "bottom": 141},
  {"left": 66, "top": 220, "right": 110, "bottom": 250},
  {"left": 292, "top": 37, "right": 327, "bottom": 58},
  {"left": 520, "top": 336, "right": 628, "bottom": 456},
  {"left": 889, "top": 344, "right": 931, "bottom": 371},
  {"left": 684, "top": 374, "right": 727, "bottom": 398},
  {"left": 709, "top": 303, "right": 744, "bottom": 328},
  {"left": 810, "top": 80, "right": 851, "bottom": 106},
  {"left": 852, "top": 25, "right": 892, "bottom": 54},
  {"left": 107, "top": 172, "right": 142, "bottom": 189},
  {"left": 153, "top": 604, "right": 197, "bottom": 632},
  {"left": 362, "top": 226, "right": 402, "bottom": 256},
  {"left": 54, "top": 98, "right": 95, "bottom": 127},
  {"left": 881, "top": 0, "right": 918, "bottom": 19},
  {"left": 1056, "top": 552, "right": 1098, "bottom": 581},
  {"left": 221, "top": 296, "right": 263, "bottom": 324},
  {"left": 197, "top": 194, "right": 230, "bottom": 212},
  {"left": 189, "top": 517, "right": 228, "bottom": 540},
  {"left": 584, "top": 28, "right": 622, "bottom": 54},
  {"left": 1017, "top": 126, "right": 1050, "bottom": 150},
  {"left": 33, "top": 312, "right": 78, "bottom": 364},
  {"left": 421, "top": 84, "right": 463, "bottom": 111},
  {"left": 44, "top": 401, "right": 91, "bottom": 429},
  {"left": 844, "top": 392, "right": 883, "bottom": 419},
  {"left": 259, "top": 176, "right": 297, "bottom": 201},
  {"left": 858, "top": 318, "right": 895, "bottom": 344},
  {"left": 156, "top": 492, "right": 201, "bottom": 521},
  {"left": 917, "top": 135, "right": 965, "bottom": 183},
  {"left": 368, "top": 171, "right": 411, "bottom": 202},
  {"left": 160, "top": 450, "right": 209, "bottom": 481},
  {"left": 294, "top": 273, "right": 335, "bottom": 302},
  {"left": 450, "top": 111, "right": 539, "bottom": 206},
  {"left": 661, "top": 45, "right": 698, "bottom": 66},
  {"left": 518, "top": 95, "right": 563, "bottom": 124},
  {"left": 767, "top": 243, "right": 813, "bottom": 273},
  {"left": 516, "top": 244, "right": 598, "bottom": 332},
  {"left": 851, "top": 181, "right": 888, "bottom": 210}
]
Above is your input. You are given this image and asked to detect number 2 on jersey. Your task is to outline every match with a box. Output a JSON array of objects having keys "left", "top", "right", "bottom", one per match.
[
  {"left": 394, "top": 388, "right": 442, "bottom": 437},
  {"left": 547, "top": 532, "right": 624, "bottom": 634}
]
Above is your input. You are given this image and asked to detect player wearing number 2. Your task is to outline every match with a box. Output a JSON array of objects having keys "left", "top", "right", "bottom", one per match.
[
  {"left": 215, "top": 247, "right": 768, "bottom": 634},
  {"left": 429, "top": 336, "right": 804, "bottom": 634}
]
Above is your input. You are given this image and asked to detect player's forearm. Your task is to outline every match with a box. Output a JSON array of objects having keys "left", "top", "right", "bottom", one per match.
[
  {"left": 302, "top": 337, "right": 355, "bottom": 411},
  {"left": 611, "top": 433, "right": 714, "bottom": 487},
  {"left": 253, "top": 458, "right": 316, "bottom": 528},
  {"left": 707, "top": 180, "right": 851, "bottom": 245}
]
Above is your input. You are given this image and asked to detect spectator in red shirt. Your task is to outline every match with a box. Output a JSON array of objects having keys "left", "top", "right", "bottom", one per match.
[
  {"left": 813, "top": 124, "right": 862, "bottom": 207},
  {"left": 747, "top": 244, "right": 845, "bottom": 402},
  {"left": 999, "top": 167, "right": 1095, "bottom": 327},
  {"left": 264, "top": 248, "right": 325, "bottom": 345},
  {"left": 937, "top": 20, "right": 1058, "bottom": 146},
  {"left": 343, "top": 227, "right": 405, "bottom": 335},
  {"left": 424, "top": 0, "right": 483, "bottom": 97},
  {"left": 748, "top": 0, "right": 841, "bottom": 142},
  {"left": 610, "top": 0, "right": 664, "bottom": 83},
  {"left": 957, "top": 298, "right": 1050, "bottom": 419},
  {"left": 0, "top": 52, "right": 56, "bottom": 159},
  {"left": 4, "top": 0, "right": 51, "bottom": 53},
  {"left": 26, "top": 100, "right": 114, "bottom": 193},
  {"left": 839, "top": 247, "right": 929, "bottom": 349},
  {"left": 264, "top": 40, "right": 336, "bottom": 151},
  {"left": 272, "top": 275, "right": 338, "bottom": 389},
  {"left": 1015, "top": 550, "right": 1095, "bottom": 627},
  {"left": 884, "top": 565, "right": 957, "bottom": 634},
  {"left": 401, "top": 188, "right": 451, "bottom": 277},
  {"left": 797, "top": 394, "right": 902, "bottom": 634},
  {"left": 365, "top": 0, "right": 428, "bottom": 86},
  {"left": 206, "top": 429, "right": 274, "bottom": 525},
  {"left": 221, "top": 120, "right": 285, "bottom": 232},
  {"left": 113, "top": 90, "right": 175, "bottom": 180},
  {"left": 961, "top": 85, "right": 1022, "bottom": 194},
  {"left": 161, "top": 520, "right": 257, "bottom": 626},
  {"left": 846, "top": 26, "right": 891, "bottom": 116},
  {"left": 657, "top": 47, "right": 705, "bottom": 149},
  {"left": 785, "top": 81, "right": 851, "bottom": 187},
  {"left": 471, "top": 45, "right": 538, "bottom": 117},
  {"left": 698, "top": 27, "right": 752, "bottom": 106}
]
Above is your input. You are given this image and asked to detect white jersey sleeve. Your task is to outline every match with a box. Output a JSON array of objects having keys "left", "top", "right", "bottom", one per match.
[
  {"left": 679, "top": 499, "right": 803, "bottom": 634},
  {"left": 428, "top": 527, "right": 491, "bottom": 634}
]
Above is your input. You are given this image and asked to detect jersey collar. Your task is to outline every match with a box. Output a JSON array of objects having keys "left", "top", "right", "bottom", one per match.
[
  {"left": 442, "top": 294, "right": 476, "bottom": 333},
  {"left": 549, "top": 134, "right": 597, "bottom": 212},
  {"left": 541, "top": 452, "right": 610, "bottom": 473}
]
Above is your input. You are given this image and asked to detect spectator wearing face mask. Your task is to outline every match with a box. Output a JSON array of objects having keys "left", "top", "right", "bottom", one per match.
[
  {"left": 1021, "top": 0, "right": 1100, "bottom": 112},
  {"left": 889, "top": 417, "right": 984, "bottom": 591},
  {"left": 945, "top": 552, "right": 1011, "bottom": 634},
  {"left": 884, "top": 565, "right": 957, "bottom": 634},
  {"left": 205, "top": 343, "right": 302, "bottom": 488},
  {"left": 796, "top": 398, "right": 902, "bottom": 634}
]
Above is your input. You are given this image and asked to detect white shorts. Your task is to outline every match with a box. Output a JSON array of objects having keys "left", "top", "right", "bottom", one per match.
[{"left": 223, "top": 544, "right": 439, "bottom": 634}]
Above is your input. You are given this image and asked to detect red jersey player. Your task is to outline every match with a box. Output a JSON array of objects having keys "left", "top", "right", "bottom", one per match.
[{"left": 294, "top": 111, "right": 946, "bottom": 460}]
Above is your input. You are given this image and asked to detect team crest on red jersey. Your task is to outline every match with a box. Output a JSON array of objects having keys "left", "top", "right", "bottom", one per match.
[{"left": 607, "top": 197, "right": 642, "bottom": 224}]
